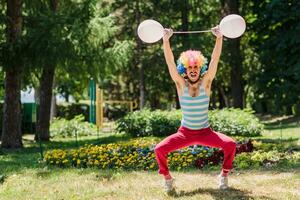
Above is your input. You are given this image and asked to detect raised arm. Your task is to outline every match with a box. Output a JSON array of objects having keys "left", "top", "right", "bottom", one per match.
[
  {"left": 163, "top": 29, "right": 185, "bottom": 85},
  {"left": 204, "top": 26, "right": 223, "bottom": 83}
]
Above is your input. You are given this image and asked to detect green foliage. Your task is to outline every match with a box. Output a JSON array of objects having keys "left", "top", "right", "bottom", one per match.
[
  {"left": 44, "top": 138, "right": 217, "bottom": 170},
  {"left": 116, "top": 109, "right": 263, "bottom": 137},
  {"left": 234, "top": 151, "right": 300, "bottom": 169},
  {"left": 148, "top": 110, "right": 182, "bottom": 137},
  {"left": 19, "top": 0, "right": 133, "bottom": 102},
  {"left": 209, "top": 108, "right": 264, "bottom": 137},
  {"left": 248, "top": 0, "right": 300, "bottom": 114},
  {"left": 0, "top": 102, "right": 2, "bottom": 135},
  {"left": 56, "top": 103, "right": 89, "bottom": 121},
  {"left": 116, "top": 109, "right": 153, "bottom": 137},
  {"left": 50, "top": 115, "right": 96, "bottom": 138}
]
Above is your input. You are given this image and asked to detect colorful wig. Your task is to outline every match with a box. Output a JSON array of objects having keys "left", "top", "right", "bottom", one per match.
[{"left": 176, "top": 50, "right": 208, "bottom": 77}]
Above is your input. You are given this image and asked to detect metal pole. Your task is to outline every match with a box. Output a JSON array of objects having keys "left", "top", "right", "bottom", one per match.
[
  {"left": 36, "top": 103, "right": 43, "bottom": 160},
  {"left": 130, "top": 102, "right": 133, "bottom": 112},
  {"left": 100, "top": 89, "right": 104, "bottom": 129},
  {"left": 75, "top": 130, "right": 78, "bottom": 147},
  {"left": 280, "top": 122, "right": 282, "bottom": 144},
  {"left": 38, "top": 131, "right": 44, "bottom": 160}
]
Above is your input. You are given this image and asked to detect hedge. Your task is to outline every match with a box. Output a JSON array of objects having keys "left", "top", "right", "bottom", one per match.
[{"left": 116, "top": 108, "right": 264, "bottom": 137}]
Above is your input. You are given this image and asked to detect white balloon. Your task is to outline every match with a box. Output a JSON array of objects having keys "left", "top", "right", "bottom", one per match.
[
  {"left": 137, "top": 19, "right": 164, "bottom": 43},
  {"left": 219, "top": 14, "right": 246, "bottom": 38}
]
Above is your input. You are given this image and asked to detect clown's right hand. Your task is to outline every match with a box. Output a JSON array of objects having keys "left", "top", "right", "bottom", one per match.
[{"left": 163, "top": 28, "right": 173, "bottom": 42}]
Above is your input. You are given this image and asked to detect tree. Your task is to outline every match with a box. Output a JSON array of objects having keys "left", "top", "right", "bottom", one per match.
[
  {"left": 22, "top": 0, "right": 132, "bottom": 141},
  {"left": 221, "top": 0, "right": 244, "bottom": 108},
  {"left": 249, "top": 0, "right": 300, "bottom": 114},
  {"left": 0, "top": 0, "right": 23, "bottom": 148},
  {"left": 34, "top": 0, "right": 58, "bottom": 141}
]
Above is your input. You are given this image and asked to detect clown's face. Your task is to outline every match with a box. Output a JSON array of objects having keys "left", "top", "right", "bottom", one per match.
[{"left": 186, "top": 65, "right": 200, "bottom": 83}]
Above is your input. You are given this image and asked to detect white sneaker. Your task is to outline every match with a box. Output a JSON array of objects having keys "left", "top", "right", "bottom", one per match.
[
  {"left": 218, "top": 174, "right": 229, "bottom": 189},
  {"left": 164, "top": 178, "right": 175, "bottom": 193}
]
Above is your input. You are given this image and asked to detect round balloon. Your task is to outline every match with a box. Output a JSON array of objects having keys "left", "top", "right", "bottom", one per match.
[
  {"left": 137, "top": 19, "right": 164, "bottom": 43},
  {"left": 219, "top": 14, "right": 246, "bottom": 38}
]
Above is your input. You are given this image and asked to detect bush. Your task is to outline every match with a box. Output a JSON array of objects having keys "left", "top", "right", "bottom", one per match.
[
  {"left": 116, "top": 109, "right": 182, "bottom": 137},
  {"left": 50, "top": 115, "right": 96, "bottom": 138},
  {"left": 209, "top": 108, "right": 264, "bottom": 137},
  {"left": 116, "top": 108, "right": 263, "bottom": 137},
  {"left": 56, "top": 103, "right": 89, "bottom": 121},
  {"left": 234, "top": 151, "right": 300, "bottom": 169},
  {"left": 148, "top": 110, "right": 181, "bottom": 137},
  {"left": 104, "top": 104, "right": 129, "bottom": 120}
]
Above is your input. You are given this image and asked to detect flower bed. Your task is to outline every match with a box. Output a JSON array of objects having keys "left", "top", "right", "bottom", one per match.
[{"left": 44, "top": 139, "right": 256, "bottom": 170}]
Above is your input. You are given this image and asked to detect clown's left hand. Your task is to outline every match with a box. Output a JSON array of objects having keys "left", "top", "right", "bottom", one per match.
[{"left": 211, "top": 26, "right": 223, "bottom": 38}]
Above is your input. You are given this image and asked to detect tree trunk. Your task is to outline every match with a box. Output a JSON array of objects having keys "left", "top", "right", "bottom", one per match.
[
  {"left": 216, "top": 81, "right": 229, "bottom": 108},
  {"left": 181, "top": 0, "right": 189, "bottom": 46},
  {"left": 175, "top": 89, "right": 180, "bottom": 109},
  {"left": 2, "top": 69, "right": 23, "bottom": 148},
  {"left": 221, "top": 0, "right": 244, "bottom": 108},
  {"left": 175, "top": 0, "right": 189, "bottom": 109},
  {"left": 35, "top": 66, "right": 55, "bottom": 141},
  {"left": 35, "top": 0, "right": 58, "bottom": 141},
  {"left": 211, "top": 82, "right": 217, "bottom": 109},
  {"left": 229, "top": 39, "right": 244, "bottom": 108},
  {"left": 1, "top": 0, "right": 23, "bottom": 148},
  {"left": 135, "top": 0, "right": 145, "bottom": 109},
  {"left": 50, "top": 77, "right": 57, "bottom": 120},
  {"left": 139, "top": 63, "right": 145, "bottom": 108}
]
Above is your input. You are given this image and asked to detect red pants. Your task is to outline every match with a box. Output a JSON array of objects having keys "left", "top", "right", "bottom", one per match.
[{"left": 154, "top": 126, "right": 236, "bottom": 176}]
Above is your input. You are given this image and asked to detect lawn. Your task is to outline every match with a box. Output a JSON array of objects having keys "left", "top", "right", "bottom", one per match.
[{"left": 0, "top": 116, "right": 299, "bottom": 200}]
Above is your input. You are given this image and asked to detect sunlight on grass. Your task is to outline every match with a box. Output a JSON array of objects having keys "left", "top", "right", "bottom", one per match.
[
  {"left": 1, "top": 116, "right": 300, "bottom": 199},
  {"left": 0, "top": 169, "right": 299, "bottom": 200}
]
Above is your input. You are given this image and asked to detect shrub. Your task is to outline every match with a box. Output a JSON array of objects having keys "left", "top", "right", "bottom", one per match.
[
  {"left": 116, "top": 108, "right": 263, "bottom": 137},
  {"left": 56, "top": 103, "right": 89, "bottom": 121},
  {"left": 209, "top": 108, "right": 264, "bottom": 137},
  {"left": 116, "top": 109, "right": 153, "bottom": 137},
  {"left": 148, "top": 110, "right": 181, "bottom": 137},
  {"left": 234, "top": 151, "right": 300, "bottom": 169},
  {"left": 50, "top": 115, "right": 96, "bottom": 138}
]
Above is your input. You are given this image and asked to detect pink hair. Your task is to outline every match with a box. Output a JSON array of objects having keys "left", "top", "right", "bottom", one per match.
[{"left": 179, "top": 50, "right": 206, "bottom": 68}]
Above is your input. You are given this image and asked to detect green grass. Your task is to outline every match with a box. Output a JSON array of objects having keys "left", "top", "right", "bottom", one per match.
[
  {"left": 0, "top": 117, "right": 300, "bottom": 200},
  {"left": 1, "top": 168, "right": 299, "bottom": 200},
  {"left": 260, "top": 115, "right": 300, "bottom": 140}
]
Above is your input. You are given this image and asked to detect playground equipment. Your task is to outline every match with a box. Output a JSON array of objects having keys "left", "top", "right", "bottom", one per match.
[{"left": 89, "top": 79, "right": 138, "bottom": 129}]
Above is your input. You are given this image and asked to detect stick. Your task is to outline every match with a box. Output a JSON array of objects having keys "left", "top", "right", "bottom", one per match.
[{"left": 173, "top": 30, "right": 211, "bottom": 34}]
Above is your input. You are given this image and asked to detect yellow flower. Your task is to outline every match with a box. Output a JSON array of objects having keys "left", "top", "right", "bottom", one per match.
[{"left": 150, "top": 163, "right": 155, "bottom": 169}]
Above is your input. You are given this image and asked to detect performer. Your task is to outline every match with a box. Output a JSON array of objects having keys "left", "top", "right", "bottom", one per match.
[{"left": 154, "top": 26, "right": 236, "bottom": 192}]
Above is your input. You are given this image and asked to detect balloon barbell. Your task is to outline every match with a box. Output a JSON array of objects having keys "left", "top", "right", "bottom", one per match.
[{"left": 137, "top": 14, "right": 246, "bottom": 43}]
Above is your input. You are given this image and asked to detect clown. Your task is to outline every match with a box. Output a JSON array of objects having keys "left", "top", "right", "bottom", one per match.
[
  {"left": 154, "top": 26, "right": 237, "bottom": 192},
  {"left": 176, "top": 50, "right": 208, "bottom": 83}
]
